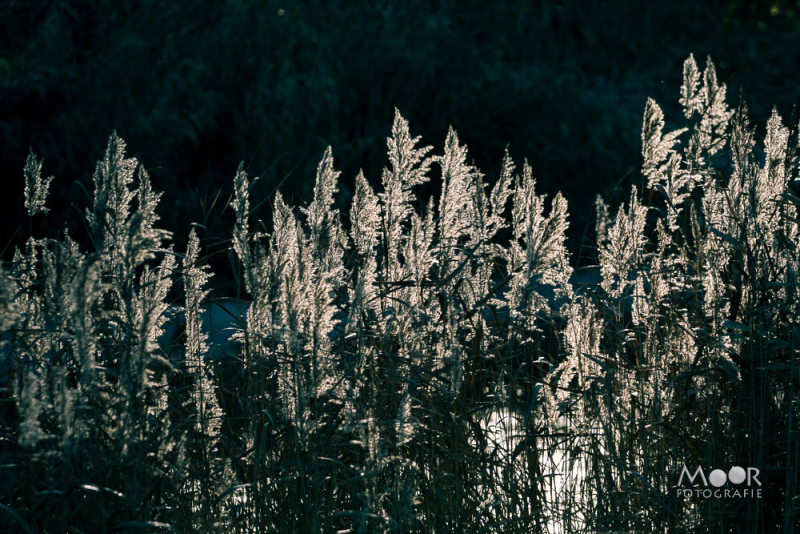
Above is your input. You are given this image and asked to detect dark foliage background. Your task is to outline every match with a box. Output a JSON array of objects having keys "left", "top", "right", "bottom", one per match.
[{"left": 3, "top": 0, "right": 800, "bottom": 291}]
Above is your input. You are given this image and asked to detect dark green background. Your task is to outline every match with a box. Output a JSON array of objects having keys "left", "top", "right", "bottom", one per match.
[{"left": 2, "top": 0, "right": 799, "bottom": 292}]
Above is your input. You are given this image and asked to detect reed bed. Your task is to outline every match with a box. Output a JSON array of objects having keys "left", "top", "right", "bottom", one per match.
[{"left": 0, "top": 55, "right": 798, "bottom": 533}]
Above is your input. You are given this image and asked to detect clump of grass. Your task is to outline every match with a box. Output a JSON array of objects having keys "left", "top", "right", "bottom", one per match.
[{"left": 1, "top": 55, "right": 799, "bottom": 533}]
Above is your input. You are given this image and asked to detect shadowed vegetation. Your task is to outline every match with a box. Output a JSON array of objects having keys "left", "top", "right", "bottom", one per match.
[{"left": 4, "top": 1, "right": 800, "bottom": 295}]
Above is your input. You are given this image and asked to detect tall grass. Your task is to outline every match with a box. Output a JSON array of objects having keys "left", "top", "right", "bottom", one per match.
[{"left": 1, "top": 55, "right": 798, "bottom": 533}]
